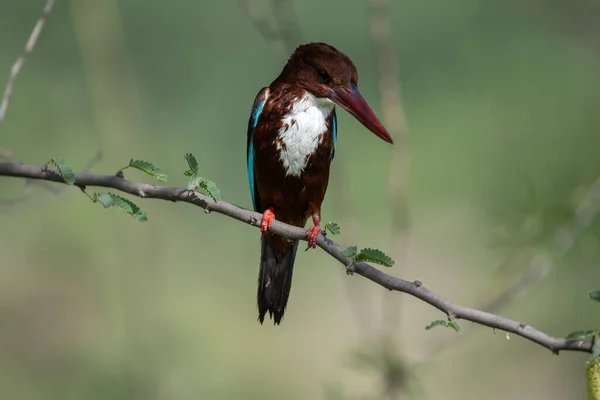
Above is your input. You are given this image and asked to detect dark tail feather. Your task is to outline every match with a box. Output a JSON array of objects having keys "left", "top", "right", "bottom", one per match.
[{"left": 257, "top": 234, "right": 299, "bottom": 325}]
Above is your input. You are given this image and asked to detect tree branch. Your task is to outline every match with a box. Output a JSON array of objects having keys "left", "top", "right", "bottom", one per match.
[
  {"left": 0, "top": 151, "right": 102, "bottom": 211},
  {"left": 0, "top": 160, "right": 594, "bottom": 355}
]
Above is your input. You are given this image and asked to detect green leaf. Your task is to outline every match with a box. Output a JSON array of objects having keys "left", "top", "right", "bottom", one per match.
[
  {"left": 184, "top": 153, "right": 199, "bottom": 176},
  {"left": 425, "top": 319, "right": 462, "bottom": 335},
  {"left": 182, "top": 153, "right": 221, "bottom": 201},
  {"left": 447, "top": 321, "right": 464, "bottom": 335},
  {"left": 198, "top": 179, "right": 221, "bottom": 201},
  {"left": 187, "top": 175, "right": 202, "bottom": 191},
  {"left": 341, "top": 245, "right": 358, "bottom": 258},
  {"left": 566, "top": 330, "right": 597, "bottom": 340},
  {"left": 355, "top": 248, "right": 395, "bottom": 267},
  {"left": 95, "top": 192, "right": 114, "bottom": 208},
  {"left": 48, "top": 157, "right": 75, "bottom": 185},
  {"left": 187, "top": 174, "right": 221, "bottom": 201},
  {"left": 93, "top": 192, "right": 147, "bottom": 221},
  {"left": 425, "top": 320, "right": 448, "bottom": 330},
  {"left": 324, "top": 222, "right": 342, "bottom": 235},
  {"left": 127, "top": 159, "right": 167, "bottom": 183},
  {"left": 590, "top": 290, "right": 600, "bottom": 303}
]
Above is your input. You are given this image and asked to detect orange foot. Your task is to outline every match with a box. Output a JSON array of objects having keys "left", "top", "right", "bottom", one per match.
[
  {"left": 260, "top": 208, "right": 275, "bottom": 233},
  {"left": 305, "top": 226, "right": 321, "bottom": 249}
]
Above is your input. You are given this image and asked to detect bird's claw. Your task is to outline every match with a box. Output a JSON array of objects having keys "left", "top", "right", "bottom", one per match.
[
  {"left": 305, "top": 226, "right": 321, "bottom": 249},
  {"left": 260, "top": 208, "right": 275, "bottom": 233}
]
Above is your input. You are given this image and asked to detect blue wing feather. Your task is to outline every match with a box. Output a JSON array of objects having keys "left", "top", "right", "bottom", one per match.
[
  {"left": 330, "top": 110, "right": 337, "bottom": 163},
  {"left": 247, "top": 88, "right": 269, "bottom": 212}
]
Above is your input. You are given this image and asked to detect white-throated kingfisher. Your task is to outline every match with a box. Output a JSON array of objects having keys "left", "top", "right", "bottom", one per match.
[{"left": 246, "top": 42, "right": 393, "bottom": 325}]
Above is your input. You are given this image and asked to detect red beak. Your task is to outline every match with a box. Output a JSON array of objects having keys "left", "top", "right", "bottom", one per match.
[{"left": 328, "top": 83, "right": 393, "bottom": 144}]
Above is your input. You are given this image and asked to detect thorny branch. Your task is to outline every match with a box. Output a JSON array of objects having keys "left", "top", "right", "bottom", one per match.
[
  {"left": 0, "top": 0, "right": 55, "bottom": 124},
  {"left": 0, "top": 161, "right": 595, "bottom": 356}
]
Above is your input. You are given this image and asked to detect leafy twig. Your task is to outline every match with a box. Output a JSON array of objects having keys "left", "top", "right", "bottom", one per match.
[
  {"left": 0, "top": 151, "right": 102, "bottom": 211},
  {"left": 0, "top": 160, "right": 595, "bottom": 356}
]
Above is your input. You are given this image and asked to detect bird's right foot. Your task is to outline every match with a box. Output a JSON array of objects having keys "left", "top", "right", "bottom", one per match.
[{"left": 260, "top": 208, "right": 275, "bottom": 233}]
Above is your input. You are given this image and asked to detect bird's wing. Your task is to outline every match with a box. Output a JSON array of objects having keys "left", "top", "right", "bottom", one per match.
[
  {"left": 247, "top": 87, "right": 270, "bottom": 212},
  {"left": 330, "top": 109, "right": 337, "bottom": 163}
]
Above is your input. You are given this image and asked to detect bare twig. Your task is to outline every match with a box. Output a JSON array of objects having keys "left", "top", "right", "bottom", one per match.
[
  {"left": 0, "top": 0, "right": 55, "bottom": 124},
  {"left": 0, "top": 160, "right": 594, "bottom": 355}
]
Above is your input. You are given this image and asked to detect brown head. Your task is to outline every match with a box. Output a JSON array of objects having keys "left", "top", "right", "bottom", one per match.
[{"left": 274, "top": 42, "right": 393, "bottom": 144}]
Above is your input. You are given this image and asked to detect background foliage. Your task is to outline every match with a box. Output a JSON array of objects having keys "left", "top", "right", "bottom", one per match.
[{"left": 0, "top": 0, "right": 599, "bottom": 399}]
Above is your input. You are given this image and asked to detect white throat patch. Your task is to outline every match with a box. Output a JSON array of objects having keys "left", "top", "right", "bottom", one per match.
[{"left": 277, "top": 92, "right": 334, "bottom": 177}]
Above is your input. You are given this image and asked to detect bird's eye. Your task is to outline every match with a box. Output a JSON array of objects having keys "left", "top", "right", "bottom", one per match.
[{"left": 317, "top": 67, "right": 330, "bottom": 84}]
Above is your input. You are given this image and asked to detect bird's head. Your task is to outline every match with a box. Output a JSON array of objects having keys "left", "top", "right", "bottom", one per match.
[{"left": 275, "top": 42, "right": 393, "bottom": 144}]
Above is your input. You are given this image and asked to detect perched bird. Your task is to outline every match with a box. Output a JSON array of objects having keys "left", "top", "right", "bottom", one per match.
[{"left": 246, "top": 42, "right": 393, "bottom": 325}]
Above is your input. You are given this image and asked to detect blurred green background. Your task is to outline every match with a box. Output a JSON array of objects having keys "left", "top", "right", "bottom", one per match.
[{"left": 1, "top": 0, "right": 599, "bottom": 399}]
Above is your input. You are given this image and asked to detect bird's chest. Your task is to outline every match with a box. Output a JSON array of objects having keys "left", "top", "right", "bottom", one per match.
[{"left": 272, "top": 96, "right": 333, "bottom": 177}]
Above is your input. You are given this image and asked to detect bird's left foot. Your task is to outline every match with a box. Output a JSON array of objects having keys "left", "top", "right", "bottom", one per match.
[
  {"left": 305, "top": 226, "right": 321, "bottom": 249},
  {"left": 260, "top": 208, "right": 275, "bottom": 233},
  {"left": 305, "top": 213, "right": 322, "bottom": 249}
]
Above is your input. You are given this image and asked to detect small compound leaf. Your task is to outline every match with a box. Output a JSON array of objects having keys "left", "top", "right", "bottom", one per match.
[
  {"left": 565, "top": 330, "right": 597, "bottom": 340},
  {"left": 95, "top": 192, "right": 114, "bottom": 208},
  {"left": 182, "top": 154, "right": 220, "bottom": 201},
  {"left": 341, "top": 245, "right": 358, "bottom": 258},
  {"left": 590, "top": 290, "right": 600, "bottom": 303},
  {"left": 48, "top": 157, "right": 75, "bottom": 185},
  {"left": 127, "top": 159, "right": 167, "bottom": 183},
  {"left": 199, "top": 179, "right": 221, "bottom": 202},
  {"left": 324, "top": 222, "right": 342, "bottom": 235},
  {"left": 447, "top": 321, "right": 464, "bottom": 335},
  {"left": 355, "top": 248, "right": 395, "bottom": 267},
  {"left": 186, "top": 175, "right": 221, "bottom": 201},
  {"left": 425, "top": 319, "right": 463, "bottom": 335},
  {"left": 184, "top": 153, "right": 199, "bottom": 176},
  {"left": 425, "top": 320, "right": 448, "bottom": 330},
  {"left": 187, "top": 175, "right": 202, "bottom": 191},
  {"left": 93, "top": 192, "right": 147, "bottom": 221}
]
